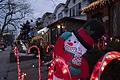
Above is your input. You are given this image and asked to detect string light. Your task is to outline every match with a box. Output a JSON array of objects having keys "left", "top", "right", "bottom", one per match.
[
  {"left": 90, "top": 51, "right": 120, "bottom": 80},
  {"left": 13, "top": 47, "right": 27, "bottom": 80},
  {"left": 28, "top": 45, "right": 41, "bottom": 80},
  {"left": 46, "top": 45, "right": 55, "bottom": 58},
  {"left": 48, "top": 57, "right": 71, "bottom": 80},
  {"left": 81, "top": 0, "right": 119, "bottom": 13}
]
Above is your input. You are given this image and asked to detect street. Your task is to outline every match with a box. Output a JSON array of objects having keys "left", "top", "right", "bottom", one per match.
[{"left": 0, "top": 46, "right": 48, "bottom": 80}]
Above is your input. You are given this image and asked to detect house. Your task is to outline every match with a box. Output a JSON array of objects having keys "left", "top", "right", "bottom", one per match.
[
  {"left": 47, "top": 17, "right": 86, "bottom": 44},
  {"left": 38, "top": 0, "right": 90, "bottom": 44},
  {"left": 80, "top": 0, "right": 120, "bottom": 51},
  {"left": 52, "top": 3, "right": 66, "bottom": 22},
  {"left": 81, "top": 0, "right": 120, "bottom": 38},
  {"left": 64, "top": 0, "right": 89, "bottom": 20},
  {"left": 42, "top": 12, "right": 53, "bottom": 28},
  {"left": 45, "top": 0, "right": 90, "bottom": 44},
  {"left": 52, "top": 0, "right": 89, "bottom": 22}
]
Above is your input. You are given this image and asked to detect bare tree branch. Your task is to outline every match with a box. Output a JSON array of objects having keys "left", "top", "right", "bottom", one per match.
[{"left": 0, "top": 0, "right": 32, "bottom": 34}]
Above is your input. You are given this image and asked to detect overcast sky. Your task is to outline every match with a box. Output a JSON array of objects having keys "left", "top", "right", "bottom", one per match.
[{"left": 29, "top": 0, "right": 66, "bottom": 19}]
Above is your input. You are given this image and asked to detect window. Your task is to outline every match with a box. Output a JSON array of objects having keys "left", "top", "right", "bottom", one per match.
[
  {"left": 73, "top": 0, "right": 76, "bottom": 4},
  {"left": 58, "top": 12, "right": 63, "bottom": 19},
  {"left": 76, "top": 3, "right": 81, "bottom": 16},
  {"left": 70, "top": 8, "right": 72, "bottom": 17},
  {"left": 72, "top": 7, "right": 75, "bottom": 16},
  {"left": 70, "top": 6, "right": 75, "bottom": 17}
]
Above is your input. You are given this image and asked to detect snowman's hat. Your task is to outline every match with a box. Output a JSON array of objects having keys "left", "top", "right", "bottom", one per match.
[{"left": 73, "top": 19, "right": 105, "bottom": 50}]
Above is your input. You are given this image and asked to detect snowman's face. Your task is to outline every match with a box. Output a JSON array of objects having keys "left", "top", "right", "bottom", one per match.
[{"left": 64, "top": 32, "right": 87, "bottom": 56}]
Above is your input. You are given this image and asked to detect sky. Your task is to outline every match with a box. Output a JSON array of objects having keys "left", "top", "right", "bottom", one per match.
[{"left": 29, "top": 0, "right": 66, "bottom": 19}]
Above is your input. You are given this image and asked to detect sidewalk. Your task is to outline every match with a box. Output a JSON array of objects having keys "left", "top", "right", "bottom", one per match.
[
  {"left": 0, "top": 46, "right": 48, "bottom": 80},
  {"left": 8, "top": 59, "right": 48, "bottom": 80}
]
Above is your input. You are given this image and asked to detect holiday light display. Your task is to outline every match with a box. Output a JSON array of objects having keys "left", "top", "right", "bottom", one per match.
[
  {"left": 48, "top": 57, "right": 71, "bottom": 80},
  {"left": 13, "top": 47, "right": 26, "bottom": 80},
  {"left": 90, "top": 51, "right": 120, "bottom": 80},
  {"left": 28, "top": 45, "right": 41, "bottom": 80},
  {"left": 81, "top": 0, "right": 119, "bottom": 13}
]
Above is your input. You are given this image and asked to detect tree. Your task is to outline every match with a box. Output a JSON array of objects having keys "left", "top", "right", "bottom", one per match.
[
  {"left": 0, "top": 0, "right": 32, "bottom": 34},
  {"left": 18, "top": 20, "right": 30, "bottom": 40},
  {"left": 36, "top": 18, "right": 43, "bottom": 30}
]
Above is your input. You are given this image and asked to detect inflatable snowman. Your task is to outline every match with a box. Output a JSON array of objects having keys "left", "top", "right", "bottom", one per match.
[{"left": 51, "top": 19, "right": 105, "bottom": 80}]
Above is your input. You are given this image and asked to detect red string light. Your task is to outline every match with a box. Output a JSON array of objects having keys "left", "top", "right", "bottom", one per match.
[
  {"left": 28, "top": 45, "right": 41, "bottom": 80},
  {"left": 48, "top": 57, "right": 71, "bottom": 80},
  {"left": 46, "top": 45, "right": 55, "bottom": 58},
  {"left": 90, "top": 51, "right": 120, "bottom": 80},
  {"left": 13, "top": 47, "right": 21, "bottom": 80}
]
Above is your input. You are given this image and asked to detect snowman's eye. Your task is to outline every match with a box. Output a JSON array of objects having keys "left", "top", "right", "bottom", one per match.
[
  {"left": 69, "top": 40, "right": 71, "bottom": 42},
  {"left": 74, "top": 41, "right": 77, "bottom": 43}
]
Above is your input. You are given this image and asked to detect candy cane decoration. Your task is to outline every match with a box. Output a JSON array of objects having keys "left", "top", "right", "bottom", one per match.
[
  {"left": 48, "top": 57, "right": 71, "bottom": 80},
  {"left": 28, "top": 45, "right": 41, "bottom": 80},
  {"left": 13, "top": 47, "right": 26, "bottom": 80},
  {"left": 90, "top": 51, "right": 120, "bottom": 80},
  {"left": 46, "top": 45, "right": 55, "bottom": 58}
]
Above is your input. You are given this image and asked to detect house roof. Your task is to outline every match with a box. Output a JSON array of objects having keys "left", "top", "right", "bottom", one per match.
[
  {"left": 47, "top": 17, "right": 86, "bottom": 28},
  {"left": 81, "top": 0, "right": 119, "bottom": 13},
  {"left": 65, "top": 0, "right": 70, "bottom": 7},
  {"left": 54, "top": 3, "right": 65, "bottom": 14}
]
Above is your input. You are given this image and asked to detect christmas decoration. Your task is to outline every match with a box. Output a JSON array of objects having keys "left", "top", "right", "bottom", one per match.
[
  {"left": 13, "top": 47, "right": 26, "bottom": 80},
  {"left": 48, "top": 57, "right": 71, "bottom": 80},
  {"left": 28, "top": 45, "right": 41, "bottom": 80},
  {"left": 48, "top": 19, "right": 105, "bottom": 79},
  {"left": 90, "top": 51, "right": 120, "bottom": 80},
  {"left": 81, "top": 0, "right": 119, "bottom": 13},
  {"left": 46, "top": 45, "right": 55, "bottom": 58}
]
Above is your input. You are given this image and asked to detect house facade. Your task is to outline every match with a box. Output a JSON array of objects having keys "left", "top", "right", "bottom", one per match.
[
  {"left": 81, "top": 0, "right": 120, "bottom": 38},
  {"left": 42, "top": 12, "right": 53, "bottom": 28},
  {"left": 39, "top": 0, "right": 90, "bottom": 44},
  {"left": 65, "top": 0, "right": 89, "bottom": 20}
]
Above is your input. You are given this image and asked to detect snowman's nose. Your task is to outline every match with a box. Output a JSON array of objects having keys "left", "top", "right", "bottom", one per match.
[{"left": 67, "top": 42, "right": 73, "bottom": 46}]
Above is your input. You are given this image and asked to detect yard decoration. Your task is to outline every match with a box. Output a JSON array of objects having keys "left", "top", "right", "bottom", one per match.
[{"left": 48, "top": 19, "right": 105, "bottom": 80}]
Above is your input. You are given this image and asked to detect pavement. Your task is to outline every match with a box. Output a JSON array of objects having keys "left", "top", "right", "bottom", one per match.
[{"left": 0, "top": 46, "right": 48, "bottom": 80}]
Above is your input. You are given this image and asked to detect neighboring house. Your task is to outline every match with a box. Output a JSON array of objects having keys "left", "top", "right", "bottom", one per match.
[
  {"left": 47, "top": 17, "right": 86, "bottom": 44},
  {"left": 39, "top": 0, "right": 90, "bottom": 44},
  {"left": 52, "top": 3, "right": 65, "bottom": 22},
  {"left": 52, "top": 0, "right": 89, "bottom": 22},
  {"left": 44, "top": 0, "right": 90, "bottom": 44},
  {"left": 42, "top": 12, "right": 53, "bottom": 28},
  {"left": 64, "top": 0, "right": 89, "bottom": 20}
]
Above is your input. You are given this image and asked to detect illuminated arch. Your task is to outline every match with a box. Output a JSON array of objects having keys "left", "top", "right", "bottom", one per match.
[
  {"left": 48, "top": 57, "right": 71, "bottom": 80},
  {"left": 90, "top": 51, "right": 120, "bottom": 80}
]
